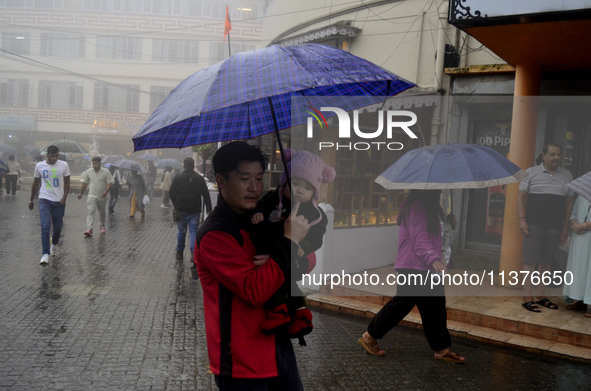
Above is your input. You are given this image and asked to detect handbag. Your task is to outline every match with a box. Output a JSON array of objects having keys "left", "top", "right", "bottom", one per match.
[{"left": 142, "top": 194, "right": 150, "bottom": 205}]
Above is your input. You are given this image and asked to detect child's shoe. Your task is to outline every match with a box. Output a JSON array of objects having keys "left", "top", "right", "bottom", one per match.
[
  {"left": 287, "top": 308, "right": 313, "bottom": 338},
  {"left": 260, "top": 304, "right": 291, "bottom": 334}
]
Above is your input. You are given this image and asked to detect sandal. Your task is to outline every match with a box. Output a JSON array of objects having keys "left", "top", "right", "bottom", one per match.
[
  {"left": 566, "top": 301, "right": 587, "bottom": 311},
  {"left": 522, "top": 301, "right": 541, "bottom": 313},
  {"left": 585, "top": 312, "right": 591, "bottom": 318},
  {"left": 358, "top": 334, "right": 385, "bottom": 357},
  {"left": 535, "top": 298, "right": 558, "bottom": 310},
  {"left": 434, "top": 350, "right": 466, "bottom": 364}
]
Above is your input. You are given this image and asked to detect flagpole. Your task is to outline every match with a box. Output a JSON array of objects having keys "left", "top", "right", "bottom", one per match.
[{"left": 225, "top": 6, "right": 232, "bottom": 58}]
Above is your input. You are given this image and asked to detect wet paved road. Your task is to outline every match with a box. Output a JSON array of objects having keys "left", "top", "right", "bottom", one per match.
[{"left": 2, "top": 192, "right": 591, "bottom": 390}]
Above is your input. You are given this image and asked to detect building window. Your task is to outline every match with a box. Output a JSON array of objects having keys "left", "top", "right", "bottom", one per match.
[
  {"left": 152, "top": 39, "right": 199, "bottom": 63},
  {"left": 93, "top": 82, "right": 140, "bottom": 112},
  {"left": 209, "top": 43, "right": 255, "bottom": 64},
  {"left": 149, "top": 86, "right": 173, "bottom": 112},
  {"left": 38, "top": 81, "right": 83, "bottom": 110},
  {"left": 332, "top": 148, "right": 410, "bottom": 228},
  {"left": 1, "top": 33, "right": 30, "bottom": 55},
  {"left": 96, "top": 36, "right": 142, "bottom": 61},
  {"left": 40, "top": 34, "right": 85, "bottom": 58},
  {"left": 0, "top": 79, "right": 30, "bottom": 107}
]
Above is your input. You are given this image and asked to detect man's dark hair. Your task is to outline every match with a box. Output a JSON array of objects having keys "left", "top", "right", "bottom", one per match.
[
  {"left": 543, "top": 142, "right": 561, "bottom": 155},
  {"left": 47, "top": 145, "right": 59, "bottom": 155},
  {"left": 8, "top": 155, "right": 14, "bottom": 161},
  {"left": 213, "top": 141, "right": 268, "bottom": 179},
  {"left": 92, "top": 156, "right": 102, "bottom": 163},
  {"left": 183, "top": 157, "right": 195, "bottom": 170}
]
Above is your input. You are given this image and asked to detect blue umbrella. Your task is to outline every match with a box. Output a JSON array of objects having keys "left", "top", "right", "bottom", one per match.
[
  {"left": 375, "top": 144, "right": 527, "bottom": 190},
  {"left": 137, "top": 153, "right": 159, "bottom": 162},
  {"left": 566, "top": 171, "right": 591, "bottom": 203},
  {"left": 112, "top": 159, "right": 146, "bottom": 173},
  {"left": 0, "top": 143, "right": 18, "bottom": 157},
  {"left": 155, "top": 158, "right": 183, "bottom": 169},
  {"left": 132, "top": 44, "right": 414, "bottom": 152}
]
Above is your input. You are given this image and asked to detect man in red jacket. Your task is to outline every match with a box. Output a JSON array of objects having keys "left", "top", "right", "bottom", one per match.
[{"left": 195, "top": 141, "right": 310, "bottom": 390}]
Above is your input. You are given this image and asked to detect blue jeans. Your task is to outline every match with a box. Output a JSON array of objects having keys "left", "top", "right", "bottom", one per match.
[
  {"left": 177, "top": 212, "right": 200, "bottom": 252},
  {"left": 39, "top": 199, "right": 65, "bottom": 255}
]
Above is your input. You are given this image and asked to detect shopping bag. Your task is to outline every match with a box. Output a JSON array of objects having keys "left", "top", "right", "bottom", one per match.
[{"left": 142, "top": 194, "right": 150, "bottom": 205}]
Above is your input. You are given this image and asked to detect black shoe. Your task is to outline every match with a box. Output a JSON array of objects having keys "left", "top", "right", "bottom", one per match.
[
  {"left": 109, "top": 208, "right": 114, "bottom": 214},
  {"left": 191, "top": 265, "right": 199, "bottom": 280},
  {"left": 175, "top": 250, "right": 183, "bottom": 261}
]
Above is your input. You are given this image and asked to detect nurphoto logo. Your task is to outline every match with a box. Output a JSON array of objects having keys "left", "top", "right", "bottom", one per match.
[{"left": 306, "top": 106, "right": 418, "bottom": 151}]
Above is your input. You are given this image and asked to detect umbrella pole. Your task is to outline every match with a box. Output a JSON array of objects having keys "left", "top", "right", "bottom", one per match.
[{"left": 267, "top": 97, "right": 292, "bottom": 194}]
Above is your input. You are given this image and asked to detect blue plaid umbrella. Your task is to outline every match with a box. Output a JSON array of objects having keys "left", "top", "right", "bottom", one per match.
[
  {"left": 132, "top": 44, "right": 414, "bottom": 152},
  {"left": 566, "top": 171, "right": 591, "bottom": 203},
  {"left": 375, "top": 144, "right": 527, "bottom": 190}
]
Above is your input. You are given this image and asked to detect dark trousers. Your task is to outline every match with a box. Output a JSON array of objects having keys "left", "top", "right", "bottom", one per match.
[
  {"left": 367, "top": 269, "right": 451, "bottom": 352},
  {"left": 109, "top": 186, "right": 119, "bottom": 211},
  {"left": 215, "top": 337, "right": 303, "bottom": 391},
  {"left": 5, "top": 175, "right": 17, "bottom": 195},
  {"left": 39, "top": 199, "right": 65, "bottom": 255}
]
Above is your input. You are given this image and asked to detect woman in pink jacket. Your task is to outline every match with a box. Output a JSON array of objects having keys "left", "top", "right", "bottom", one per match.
[{"left": 358, "top": 190, "right": 466, "bottom": 364}]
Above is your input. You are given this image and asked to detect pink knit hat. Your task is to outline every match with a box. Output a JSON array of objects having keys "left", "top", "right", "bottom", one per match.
[{"left": 279, "top": 149, "right": 336, "bottom": 199}]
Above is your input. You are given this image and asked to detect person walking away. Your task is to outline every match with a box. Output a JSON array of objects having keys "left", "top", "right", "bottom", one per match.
[
  {"left": 250, "top": 149, "right": 335, "bottom": 343},
  {"left": 358, "top": 190, "right": 466, "bottom": 364},
  {"left": 127, "top": 169, "right": 147, "bottom": 219},
  {"left": 5, "top": 155, "right": 20, "bottom": 196},
  {"left": 146, "top": 160, "right": 157, "bottom": 199},
  {"left": 517, "top": 142, "right": 574, "bottom": 312},
  {"left": 195, "top": 141, "right": 309, "bottom": 390},
  {"left": 169, "top": 158, "right": 212, "bottom": 269},
  {"left": 160, "top": 166, "right": 173, "bottom": 208},
  {"left": 108, "top": 165, "right": 122, "bottom": 214},
  {"left": 78, "top": 157, "right": 113, "bottom": 236},
  {"left": 29, "top": 145, "right": 70, "bottom": 265}
]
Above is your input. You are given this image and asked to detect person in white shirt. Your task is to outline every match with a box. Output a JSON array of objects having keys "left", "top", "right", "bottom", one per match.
[
  {"left": 29, "top": 146, "right": 71, "bottom": 265},
  {"left": 78, "top": 157, "right": 114, "bottom": 236},
  {"left": 5, "top": 155, "right": 20, "bottom": 196}
]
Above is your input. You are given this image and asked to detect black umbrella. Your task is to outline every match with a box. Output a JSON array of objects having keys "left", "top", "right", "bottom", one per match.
[{"left": 41, "top": 139, "right": 88, "bottom": 154}]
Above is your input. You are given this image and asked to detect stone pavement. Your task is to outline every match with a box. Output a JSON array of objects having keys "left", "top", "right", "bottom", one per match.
[{"left": 2, "top": 192, "right": 591, "bottom": 390}]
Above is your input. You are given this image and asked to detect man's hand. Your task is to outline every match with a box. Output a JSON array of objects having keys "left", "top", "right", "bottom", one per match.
[
  {"left": 432, "top": 261, "right": 447, "bottom": 273},
  {"left": 560, "top": 226, "right": 569, "bottom": 243},
  {"left": 101, "top": 191, "right": 108, "bottom": 198},
  {"left": 253, "top": 255, "right": 269, "bottom": 267},
  {"left": 28, "top": 201, "right": 34, "bottom": 211},
  {"left": 251, "top": 212, "right": 264, "bottom": 225},
  {"left": 77, "top": 193, "right": 83, "bottom": 200},
  {"left": 284, "top": 201, "right": 309, "bottom": 245},
  {"left": 519, "top": 219, "right": 529, "bottom": 235}
]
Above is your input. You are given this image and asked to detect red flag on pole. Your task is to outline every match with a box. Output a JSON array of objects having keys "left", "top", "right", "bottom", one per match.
[{"left": 223, "top": 6, "right": 232, "bottom": 42}]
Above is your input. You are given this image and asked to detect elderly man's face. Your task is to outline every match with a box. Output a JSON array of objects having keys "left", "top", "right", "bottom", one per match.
[
  {"left": 216, "top": 161, "right": 263, "bottom": 215},
  {"left": 543, "top": 146, "right": 561, "bottom": 171}
]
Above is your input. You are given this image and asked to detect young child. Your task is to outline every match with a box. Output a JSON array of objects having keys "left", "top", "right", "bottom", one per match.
[{"left": 251, "top": 149, "right": 335, "bottom": 343}]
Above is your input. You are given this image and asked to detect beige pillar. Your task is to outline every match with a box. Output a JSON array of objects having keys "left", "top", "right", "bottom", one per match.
[{"left": 498, "top": 63, "right": 541, "bottom": 281}]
